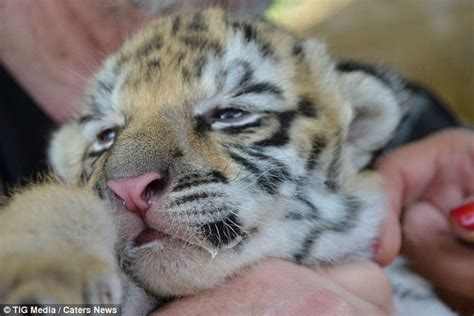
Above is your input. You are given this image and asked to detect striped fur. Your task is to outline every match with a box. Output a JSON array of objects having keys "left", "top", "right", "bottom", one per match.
[{"left": 1, "top": 9, "right": 452, "bottom": 315}]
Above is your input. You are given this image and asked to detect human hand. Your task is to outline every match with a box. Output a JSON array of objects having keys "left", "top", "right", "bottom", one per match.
[
  {"left": 376, "top": 129, "right": 474, "bottom": 310},
  {"left": 152, "top": 259, "right": 393, "bottom": 315}
]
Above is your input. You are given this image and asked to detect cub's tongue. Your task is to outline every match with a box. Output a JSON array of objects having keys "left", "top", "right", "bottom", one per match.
[{"left": 135, "top": 229, "right": 168, "bottom": 247}]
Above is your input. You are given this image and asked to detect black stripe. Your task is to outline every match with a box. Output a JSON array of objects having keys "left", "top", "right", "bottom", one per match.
[
  {"left": 201, "top": 213, "right": 242, "bottom": 248},
  {"left": 135, "top": 34, "right": 163, "bottom": 58},
  {"left": 292, "top": 42, "right": 304, "bottom": 59},
  {"left": 173, "top": 178, "right": 223, "bottom": 192},
  {"left": 243, "top": 148, "right": 291, "bottom": 181},
  {"left": 81, "top": 170, "right": 89, "bottom": 182},
  {"left": 293, "top": 227, "right": 321, "bottom": 263},
  {"left": 236, "top": 61, "right": 253, "bottom": 86},
  {"left": 97, "top": 80, "right": 113, "bottom": 94},
  {"left": 336, "top": 60, "right": 391, "bottom": 86},
  {"left": 93, "top": 182, "right": 105, "bottom": 200},
  {"left": 171, "top": 16, "right": 181, "bottom": 35},
  {"left": 188, "top": 12, "right": 207, "bottom": 31},
  {"left": 229, "top": 151, "right": 286, "bottom": 195},
  {"left": 285, "top": 212, "right": 305, "bottom": 220},
  {"left": 325, "top": 137, "right": 343, "bottom": 192},
  {"left": 232, "top": 22, "right": 256, "bottom": 42},
  {"left": 210, "top": 170, "right": 228, "bottom": 183},
  {"left": 78, "top": 114, "right": 98, "bottom": 124},
  {"left": 177, "top": 173, "right": 200, "bottom": 183},
  {"left": 146, "top": 59, "right": 161, "bottom": 70},
  {"left": 144, "top": 59, "right": 161, "bottom": 80},
  {"left": 234, "top": 82, "right": 282, "bottom": 97},
  {"left": 181, "top": 66, "right": 191, "bottom": 81},
  {"left": 90, "top": 98, "right": 106, "bottom": 118},
  {"left": 195, "top": 115, "right": 211, "bottom": 136},
  {"left": 306, "top": 135, "right": 326, "bottom": 170},
  {"left": 297, "top": 95, "right": 317, "bottom": 118},
  {"left": 342, "top": 196, "right": 362, "bottom": 230},
  {"left": 295, "top": 193, "right": 321, "bottom": 218},
  {"left": 180, "top": 36, "right": 223, "bottom": 56},
  {"left": 194, "top": 55, "right": 207, "bottom": 78},
  {"left": 229, "top": 151, "right": 261, "bottom": 178},
  {"left": 253, "top": 111, "right": 297, "bottom": 147},
  {"left": 168, "top": 192, "right": 221, "bottom": 208},
  {"left": 285, "top": 211, "right": 318, "bottom": 221},
  {"left": 232, "top": 22, "right": 274, "bottom": 57},
  {"left": 258, "top": 42, "right": 274, "bottom": 58},
  {"left": 292, "top": 195, "right": 363, "bottom": 263},
  {"left": 173, "top": 171, "right": 227, "bottom": 192},
  {"left": 325, "top": 196, "right": 363, "bottom": 233},
  {"left": 177, "top": 171, "right": 227, "bottom": 185},
  {"left": 231, "top": 21, "right": 272, "bottom": 57}
]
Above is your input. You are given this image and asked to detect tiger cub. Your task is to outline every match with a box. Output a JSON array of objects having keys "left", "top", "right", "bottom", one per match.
[{"left": 0, "top": 9, "right": 454, "bottom": 315}]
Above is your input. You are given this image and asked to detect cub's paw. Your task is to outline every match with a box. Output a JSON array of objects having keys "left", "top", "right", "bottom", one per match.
[
  {"left": 0, "top": 183, "right": 122, "bottom": 305},
  {"left": 0, "top": 253, "right": 122, "bottom": 305}
]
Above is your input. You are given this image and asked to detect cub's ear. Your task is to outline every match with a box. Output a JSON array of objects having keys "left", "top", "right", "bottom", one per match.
[
  {"left": 335, "top": 61, "right": 409, "bottom": 170},
  {"left": 298, "top": 39, "right": 408, "bottom": 170},
  {"left": 48, "top": 120, "right": 87, "bottom": 182}
]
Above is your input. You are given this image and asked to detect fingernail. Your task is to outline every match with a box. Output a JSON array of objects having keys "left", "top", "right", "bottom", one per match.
[{"left": 450, "top": 202, "right": 474, "bottom": 231}]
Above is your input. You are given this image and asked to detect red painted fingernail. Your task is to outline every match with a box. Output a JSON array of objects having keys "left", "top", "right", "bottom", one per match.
[{"left": 450, "top": 202, "right": 474, "bottom": 231}]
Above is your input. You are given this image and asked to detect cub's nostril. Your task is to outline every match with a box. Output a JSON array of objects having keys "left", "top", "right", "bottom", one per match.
[
  {"left": 107, "top": 168, "right": 173, "bottom": 215},
  {"left": 143, "top": 178, "right": 167, "bottom": 200}
]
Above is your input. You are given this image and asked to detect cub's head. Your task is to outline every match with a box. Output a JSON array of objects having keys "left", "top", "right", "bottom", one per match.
[{"left": 49, "top": 9, "right": 407, "bottom": 296}]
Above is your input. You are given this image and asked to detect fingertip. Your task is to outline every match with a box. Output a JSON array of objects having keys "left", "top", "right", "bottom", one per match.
[{"left": 374, "top": 209, "right": 401, "bottom": 266}]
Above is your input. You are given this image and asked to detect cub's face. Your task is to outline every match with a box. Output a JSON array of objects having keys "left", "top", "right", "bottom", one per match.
[{"left": 50, "top": 10, "right": 405, "bottom": 296}]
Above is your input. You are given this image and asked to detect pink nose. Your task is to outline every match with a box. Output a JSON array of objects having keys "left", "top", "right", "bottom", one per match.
[{"left": 107, "top": 172, "right": 170, "bottom": 216}]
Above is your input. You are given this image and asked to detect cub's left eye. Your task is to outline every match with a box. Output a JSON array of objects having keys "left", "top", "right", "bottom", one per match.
[
  {"left": 96, "top": 127, "right": 118, "bottom": 145},
  {"left": 211, "top": 108, "right": 249, "bottom": 123}
]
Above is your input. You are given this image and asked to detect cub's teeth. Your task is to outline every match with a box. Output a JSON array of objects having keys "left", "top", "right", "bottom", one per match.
[
  {"left": 210, "top": 248, "right": 219, "bottom": 260},
  {"left": 202, "top": 246, "right": 219, "bottom": 260},
  {"left": 221, "top": 236, "right": 243, "bottom": 250},
  {"left": 202, "top": 236, "right": 243, "bottom": 259},
  {"left": 137, "top": 241, "right": 164, "bottom": 250}
]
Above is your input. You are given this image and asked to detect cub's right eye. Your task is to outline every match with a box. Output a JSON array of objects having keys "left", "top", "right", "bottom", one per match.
[{"left": 96, "top": 127, "right": 118, "bottom": 145}]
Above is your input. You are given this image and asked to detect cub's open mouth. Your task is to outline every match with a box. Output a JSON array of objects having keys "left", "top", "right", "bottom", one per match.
[{"left": 134, "top": 228, "right": 170, "bottom": 247}]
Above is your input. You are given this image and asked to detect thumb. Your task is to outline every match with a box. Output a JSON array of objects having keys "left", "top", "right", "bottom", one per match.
[{"left": 449, "top": 201, "right": 474, "bottom": 243}]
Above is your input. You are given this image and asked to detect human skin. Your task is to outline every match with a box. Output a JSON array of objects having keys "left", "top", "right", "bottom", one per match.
[
  {"left": 154, "top": 260, "right": 393, "bottom": 316},
  {"left": 377, "top": 128, "right": 474, "bottom": 312},
  {"left": 0, "top": 0, "right": 270, "bottom": 123},
  {"left": 0, "top": 0, "right": 152, "bottom": 122}
]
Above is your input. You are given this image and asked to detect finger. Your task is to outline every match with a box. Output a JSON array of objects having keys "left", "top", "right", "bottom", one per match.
[
  {"left": 402, "top": 202, "right": 474, "bottom": 299},
  {"left": 449, "top": 201, "right": 474, "bottom": 243},
  {"left": 376, "top": 129, "right": 474, "bottom": 215},
  {"left": 320, "top": 261, "right": 393, "bottom": 313},
  {"left": 374, "top": 206, "right": 401, "bottom": 266},
  {"left": 375, "top": 129, "right": 474, "bottom": 265}
]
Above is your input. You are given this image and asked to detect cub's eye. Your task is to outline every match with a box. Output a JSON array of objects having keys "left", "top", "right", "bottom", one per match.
[
  {"left": 96, "top": 127, "right": 118, "bottom": 144},
  {"left": 211, "top": 108, "right": 249, "bottom": 123}
]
